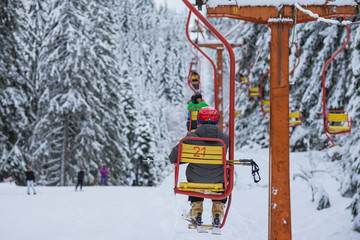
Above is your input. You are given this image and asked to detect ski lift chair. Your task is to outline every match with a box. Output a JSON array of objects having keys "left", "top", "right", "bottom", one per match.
[
  {"left": 174, "top": 137, "right": 233, "bottom": 200},
  {"left": 235, "top": 111, "right": 241, "bottom": 118},
  {"left": 325, "top": 110, "right": 352, "bottom": 134},
  {"left": 190, "top": 73, "right": 200, "bottom": 90},
  {"left": 262, "top": 100, "right": 270, "bottom": 113},
  {"left": 249, "top": 87, "right": 260, "bottom": 97},
  {"left": 289, "top": 111, "right": 303, "bottom": 127},
  {"left": 173, "top": 136, "right": 236, "bottom": 229},
  {"left": 240, "top": 76, "right": 248, "bottom": 85}
]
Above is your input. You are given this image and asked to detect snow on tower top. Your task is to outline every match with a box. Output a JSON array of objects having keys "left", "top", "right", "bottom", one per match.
[{"left": 207, "top": 0, "right": 357, "bottom": 8}]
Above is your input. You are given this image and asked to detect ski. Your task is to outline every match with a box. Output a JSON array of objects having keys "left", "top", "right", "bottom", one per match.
[
  {"left": 182, "top": 213, "right": 208, "bottom": 233},
  {"left": 211, "top": 214, "right": 222, "bottom": 235},
  {"left": 188, "top": 224, "right": 212, "bottom": 230},
  {"left": 193, "top": 223, "right": 208, "bottom": 233},
  {"left": 185, "top": 219, "right": 208, "bottom": 233},
  {"left": 211, "top": 226, "right": 221, "bottom": 235}
]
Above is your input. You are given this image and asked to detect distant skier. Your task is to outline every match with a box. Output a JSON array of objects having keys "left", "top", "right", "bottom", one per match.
[
  {"left": 91, "top": 167, "right": 99, "bottom": 185},
  {"left": 131, "top": 169, "right": 137, "bottom": 186},
  {"left": 169, "top": 107, "right": 229, "bottom": 231},
  {"left": 100, "top": 166, "right": 108, "bottom": 185},
  {"left": 75, "top": 168, "right": 85, "bottom": 191},
  {"left": 147, "top": 178, "right": 153, "bottom": 186},
  {"left": 25, "top": 166, "right": 36, "bottom": 195}
]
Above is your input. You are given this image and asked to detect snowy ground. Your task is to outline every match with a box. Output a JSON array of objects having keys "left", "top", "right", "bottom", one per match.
[{"left": 1, "top": 149, "right": 359, "bottom": 240}]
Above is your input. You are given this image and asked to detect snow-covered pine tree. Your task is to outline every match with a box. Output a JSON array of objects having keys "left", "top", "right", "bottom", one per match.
[
  {"left": 167, "top": 24, "right": 187, "bottom": 105},
  {"left": 29, "top": 0, "right": 127, "bottom": 185},
  {"left": 0, "top": 0, "right": 29, "bottom": 183},
  {"left": 135, "top": 0, "right": 158, "bottom": 97},
  {"left": 86, "top": 0, "right": 131, "bottom": 185},
  {"left": 118, "top": 61, "right": 138, "bottom": 185},
  {"left": 14, "top": 0, "right": 54, "bottom": 183},
  {"left": 330, "top": 16, "right": 360, "bottom": 232},
  {"left": 157, "top": 30, "right": 173, "bottom": 101}
]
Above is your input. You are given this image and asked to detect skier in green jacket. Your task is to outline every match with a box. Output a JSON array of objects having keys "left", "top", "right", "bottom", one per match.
[{"left": 187, "top": 92, "right": 208, "bottom": 131}]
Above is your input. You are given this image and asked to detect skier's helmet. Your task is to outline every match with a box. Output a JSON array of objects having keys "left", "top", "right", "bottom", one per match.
[
  {"left": 191, "top": 92, "right": 202, "bottom": 103},
  {"left": 197, "top": 107, "right": 220, "bottom": 125}
]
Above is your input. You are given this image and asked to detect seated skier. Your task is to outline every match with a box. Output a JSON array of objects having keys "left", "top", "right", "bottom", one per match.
[
  {"left": 186, "top": 92, "right": 208, "bottom": 132},
  {"left": 169, "top": 107, "right": 229, "bottom": 228},
  {"left": 190, "top": 71, "right": 200, "bottom": 90}
]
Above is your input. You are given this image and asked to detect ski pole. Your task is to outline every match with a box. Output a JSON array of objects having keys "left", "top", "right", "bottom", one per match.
[
  {"left": 227, "top": 159, "right": 261, "bottom": 183},
  {"left": 142, "top": 157, "right": 169, "bottom": 164}
]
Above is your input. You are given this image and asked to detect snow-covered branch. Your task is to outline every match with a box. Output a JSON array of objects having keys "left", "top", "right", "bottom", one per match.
[{"left": 294, "top": 3, "right": 360, "bottom": 26}]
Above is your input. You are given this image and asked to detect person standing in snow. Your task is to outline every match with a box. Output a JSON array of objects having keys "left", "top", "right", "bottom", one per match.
[
  {"left": 186, "top": 92, "right": 208, "bottom": 131},
  {"left": 91, "top": 167, "right": 98, "bottom": 185},
  {"left": 147, "top": 178, "right": 153, "bottom": 186},
  {"left": 75, "top": 168, "right": 85, "bottom": 191},
  {"left": 169, "top": 107, "right": 229, "bottom": 228},
  {"left": 131, "top": 169, "right": 137, "bottom": 186},
  {"left": 100, "top": 166, "right": 108, "bottom": 185},
  {"left": 25, "top": 166, "right": 36, "bottom": 195}
]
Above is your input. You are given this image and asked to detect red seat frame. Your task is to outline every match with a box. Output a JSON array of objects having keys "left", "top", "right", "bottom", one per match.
[{"left": 173, "top": 137, "right": 234, "bottom": 201}]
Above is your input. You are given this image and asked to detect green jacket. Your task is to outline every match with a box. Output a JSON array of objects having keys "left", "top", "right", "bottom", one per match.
[
  {"left": 91, "top": 169, "right": 98, "bottom": 177},
  {"left": 187, "top": 101, "right": 208, "bottom": 111}
]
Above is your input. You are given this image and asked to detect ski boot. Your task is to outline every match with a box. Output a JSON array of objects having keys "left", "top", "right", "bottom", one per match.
[
  {"left": 189, "top": 201, "right": 207, "bottom": 233},
  {"left": 211, "top": 201, "right": 225, "bottom": 234},
  {"left": 190, "top": 201, "right": 203, "bottom": 225}
]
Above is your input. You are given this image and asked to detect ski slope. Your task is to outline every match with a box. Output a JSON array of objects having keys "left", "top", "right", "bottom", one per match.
[{"left": 1, "top": 149, "right": 359, "bottom": 240}]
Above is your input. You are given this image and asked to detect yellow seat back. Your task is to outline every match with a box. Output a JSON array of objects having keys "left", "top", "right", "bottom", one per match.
[
  {"left": 263, "top": 100, "right": 270, "bottom": 106},
  {"left": 289, "top": 112, "right": 300, "bottom": 118},
  {"left": 190, "top": 110, "right": 198, "bottom": 121},
  {"left": 181, "top": 144, "right": 224, "bottom": 165},
  {"left": 328, "top": 113, "right": 348, "bottom": 122}
]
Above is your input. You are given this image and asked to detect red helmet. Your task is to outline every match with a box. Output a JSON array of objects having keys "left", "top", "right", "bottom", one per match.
[{"left": 197, "top": 107, "right": 220, "bottom": 125}]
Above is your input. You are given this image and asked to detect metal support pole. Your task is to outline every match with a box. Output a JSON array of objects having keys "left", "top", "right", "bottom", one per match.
[
  {"left": 216, "top": 47, "right": 224, "bottom": 131},
  {"left": 268, "top": 20, "right": 292, "bottom": 240}
]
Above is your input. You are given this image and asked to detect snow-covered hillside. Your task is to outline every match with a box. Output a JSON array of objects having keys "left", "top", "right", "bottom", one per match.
[{"left": 1, "top": 149, "right": 359, "bottom": 240}]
